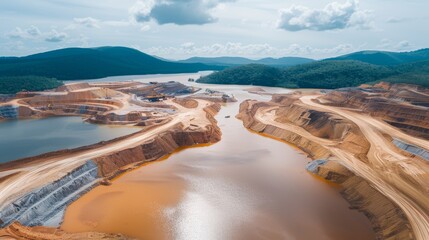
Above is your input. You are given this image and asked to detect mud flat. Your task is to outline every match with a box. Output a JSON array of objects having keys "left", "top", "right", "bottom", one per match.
[{"left": 237, "top": 83, "right": 429, "bottom": 240}]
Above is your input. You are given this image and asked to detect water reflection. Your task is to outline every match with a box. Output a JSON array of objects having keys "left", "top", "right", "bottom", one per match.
[
  {"left": 62, "top": 73, "right": 375, "bottom": 240},
  {"left": 0, "top": 117, "right": 140, "bottom": 163}
]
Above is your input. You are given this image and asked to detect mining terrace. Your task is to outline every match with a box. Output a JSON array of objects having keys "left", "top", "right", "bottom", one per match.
[
  {"left": 0, "top": 80, "right": 428, "bottom": 240},
  {"left": 238, "top": 82, "right": 429, "bottom": 240}
]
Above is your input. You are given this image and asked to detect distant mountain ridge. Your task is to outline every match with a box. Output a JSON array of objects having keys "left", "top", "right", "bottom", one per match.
[
  {"left": 1, "top": 46, "right": 429, "bottom": 86},
  {"left": 179, "top": 56, "right": 315, "bottom": 66},
  {"left": 0, "top": 46, "right": 223, "bottom": 80},
  {"left": 181, "top": 49, "right": 429, "bottom": 67},
  {"left": 328, "top": 49, "right": 429, "bottom": 66}
]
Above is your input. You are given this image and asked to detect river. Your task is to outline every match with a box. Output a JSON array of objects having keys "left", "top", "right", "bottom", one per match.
[{"left": 61, "top": 73, "right": 375, "bottom": 240}]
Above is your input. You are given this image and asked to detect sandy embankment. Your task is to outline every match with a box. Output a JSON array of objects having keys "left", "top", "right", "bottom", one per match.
[
  {"left": 0, "top": 97, "right": 221, "bottom": 239},
  {"left": 237, "top": 85, "right": 429, "bottom": 240}
]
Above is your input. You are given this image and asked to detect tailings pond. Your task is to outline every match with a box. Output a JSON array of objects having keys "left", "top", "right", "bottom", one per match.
[{"left": 0, "top": 117, "right": 140, "bottom": 163}]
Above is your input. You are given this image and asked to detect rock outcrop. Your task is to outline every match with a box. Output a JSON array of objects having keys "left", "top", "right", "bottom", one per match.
[
  {"left": 0, "top": 161, "right": 98, "bottom": 227},
  {"left": 0, "top": 161, "right": 99, "bottom": 228}
]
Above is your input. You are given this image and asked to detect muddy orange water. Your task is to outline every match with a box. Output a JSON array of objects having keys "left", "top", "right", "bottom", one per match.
[{"left": 62, "top": 75, "right": 375, "bottom": 240}]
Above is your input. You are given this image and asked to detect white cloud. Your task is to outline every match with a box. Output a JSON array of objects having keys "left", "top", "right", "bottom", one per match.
[
  {"left": 73, "top": 17, "right": 100, "bottom": 28},
  {"left": 282, "top": 43, "right": 356, "bottom": 56},
  {"left": 104, "top": 20, "right": 132, "bottom": 27},
  {"left": 395, "top": 40, "right": 411, "bottom": 50},
  {"left": 129, "top": 0, "right": 235, "bottom": 25},
  {"left": 26, "top": 26, "right": 42, "bottom": 37},
  {"left": 140, "top": 25, "right": 151, "bottom": 32},
  {"left": 277, "top": 0, "right": 373, "bottom": 31},
  {"left": 7, "top": 26, "right": 41, "bottom": 39},
  {"left": 78, "top": 35, "right": 89, "bottom": 47},
  {"left": 386, "top": 17, "right": 405, "bottom": 24},
  {"left": 146, "top": 42, "right": 275, "bottom": 58},
  {"left": 145, "top": 42, "right": 359, "bottom": 59},
  {"left": 129, "top": 0, "right": 155, "bottom": 23},
  {"left": 1, "top": 1, "right": 426, "bottom": 58},
  {"left": 45, "top": 29, "right": 67, "bottom": 42},
  {"left": 7, "top": 28, "right": 26, "bottom": 39},
  {"left": 377, "top": 39, "right": 412, "bottom": 51},
  {"left": 3, "top": 41, "right": 25, "bottom": 52},
  {"left": 181, "top": 42, "right": 196, "bottom": 49},
  {"left": 7, "top": 26, "right": 67, "bottom": 43}
]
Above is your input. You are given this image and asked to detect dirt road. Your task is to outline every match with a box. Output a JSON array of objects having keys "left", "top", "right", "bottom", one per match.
[
  {"left": 0, "top": 99, "right": 212, "bottom": 208},
  {"left": 253, "top": 95, "right": 429, "bottom": 240}
]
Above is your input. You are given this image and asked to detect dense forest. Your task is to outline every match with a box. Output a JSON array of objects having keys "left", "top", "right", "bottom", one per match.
[
  {"left": 197, "top": 60, "right": 429, "bottom": 89},
  {"left": 197, "top": 64, "right": 286, "bottom": 86},
  {"left": 1, "top": 47, "right": 429, "bottom": 90},
  {"left": 378, "top": 60, "right": 429, "bottom": 87},
  {"left": 328, "top": 48, "right": 429, "bottom": 66},
  {"left": 0, "top": 47, "right": 223, "bottom": 80},
  {"left": 0, "top": 76, "right": 63, "bottom": 94}
]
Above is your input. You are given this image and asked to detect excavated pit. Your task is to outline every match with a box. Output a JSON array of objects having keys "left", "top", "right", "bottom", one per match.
[
  {"left": 320, "top": 82, "right": 429, "bottom": 140},
  {"left": 0, "top": 102, "right": 221, "bottom": 235},
  {"left": 237, "top": 92, "right": 417, "bottom": 240}
]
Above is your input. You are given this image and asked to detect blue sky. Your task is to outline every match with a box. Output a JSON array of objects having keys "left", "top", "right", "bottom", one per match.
[{"left": 1, "top": 0, "right": 428, "bottom": 59}]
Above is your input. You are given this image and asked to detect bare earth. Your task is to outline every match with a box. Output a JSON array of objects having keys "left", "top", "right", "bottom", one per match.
[
  {"left": 0, "top": 98, "right": 213, "bottom": 207},
  {"left": 248, "top": 89, "right": 429, "bottom": 240}
]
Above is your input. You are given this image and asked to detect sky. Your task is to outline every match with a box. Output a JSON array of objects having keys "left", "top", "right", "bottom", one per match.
[{"left": 1, "top": 0, "right": 428, "bottom": 59}]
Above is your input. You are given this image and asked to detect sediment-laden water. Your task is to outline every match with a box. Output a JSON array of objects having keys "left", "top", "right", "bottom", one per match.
[{"left": 61, "top": 74, "right": 375, "bottom": 240}]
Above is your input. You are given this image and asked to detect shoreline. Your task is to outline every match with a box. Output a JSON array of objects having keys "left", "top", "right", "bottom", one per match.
[
  {"left": 235, "top": 90, "right": 423, "bottom": 239},
  {"left": 0, "top": 100, "right": 221, "bottom": 239},
  {"left": 1, "top": 77, "right": 426, "bottom": 239}
]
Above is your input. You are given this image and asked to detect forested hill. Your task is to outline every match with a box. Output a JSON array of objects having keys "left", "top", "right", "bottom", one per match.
[
  {"left": 197, "top": 60, "right": 429, "bottom": 89},
  {"left": 0, "top": 47, "right": 223, "bottom": 80},
  {"left": 0, "top": 76, "right": 63, "bottom": 94},
  {"left": 328, "top": 49, "right": 429, "bottom": 66},
  {"left": 2, "top": 47, "right": 429, "bottom": 91}
]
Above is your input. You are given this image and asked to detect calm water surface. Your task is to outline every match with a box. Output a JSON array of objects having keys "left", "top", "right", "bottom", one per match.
[
  {"left": 62, "top": 74, "right": 375, "bottom": 240},
  {"left": 0, "top": 117, "right": 140, "bottom": 163}
]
